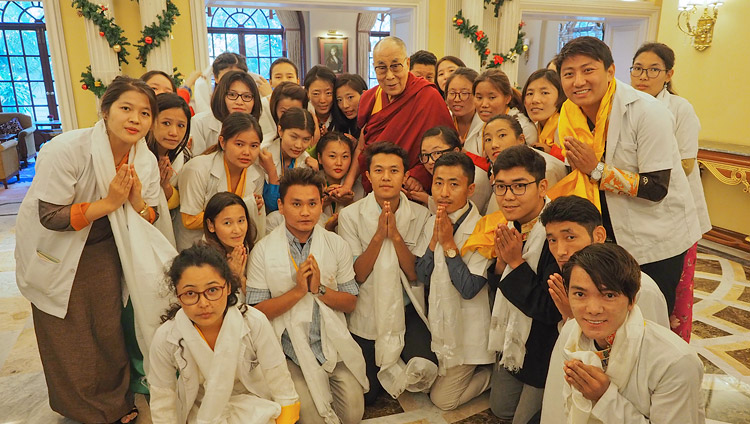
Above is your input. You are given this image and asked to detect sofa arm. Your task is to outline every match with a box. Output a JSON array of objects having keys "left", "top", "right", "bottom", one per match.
[{"left": 19, "top": 125, "right": 36, "bottom": 139}]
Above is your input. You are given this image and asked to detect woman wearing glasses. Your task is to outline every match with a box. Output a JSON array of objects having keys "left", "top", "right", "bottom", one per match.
[
  {"left": 630, "top": 42, "right": 710, "bottom": 342},
  {"left": 148, "top": 244, "right": 300, "bottom": 424},
  {"left": 190, "top": 70, "right": 261, "bottom": 156},
  {"left": 444, "top": 67, "right": 485, "bottom": 158}
]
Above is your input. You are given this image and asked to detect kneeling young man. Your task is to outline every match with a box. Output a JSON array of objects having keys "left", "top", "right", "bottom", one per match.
[
  {"left": 415, "top": 152, "right": 493, "bottom": 410},
  {"left": 338, "top": 142, "right": 436, "bottom": 404},
  {"left": 540, "top": 195, "right": 669, "bottom": 327},
  {"left": 247, "top": 167, "right": 367, "bottom": 424},
  {"left": 463, "top": 145, "right": 561, "bottom": 423},
  {"left": 543, "top": 243, "right": 704, "bottom": 423}
]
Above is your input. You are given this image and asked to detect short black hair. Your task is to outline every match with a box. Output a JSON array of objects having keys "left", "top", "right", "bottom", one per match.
[
  {"left": 279, "top": 167, "right": 326, "bottom": 202},
  {"left": 485, "top": 114, "right": 524, "bottom": 139},
  {"left": 492, "top": 144, "right": 546, "bottom": 181},
  {"left": 212, "top": 52, "right": 248, "bottom": 80},
  {"left": 556, "top": 36, "right": 614, "bottom": 72},
  {"left": 434, "top": 152, "right": 475, "bottom": 184},
  {"left": 421, "top": 125, "right": 461, "bottom": 150},
  {"left": 211, "top": 70, "right": 261, "bottom": 122},
  {"left": 364, "top": 141, "right": 409, "bottom": 172},
  {"left": 409, "top": 50, "right": 437, "bottom": 68},
  {"left": 562, "top": 243, "right": 640, "bottom": 305},
  {"left": 303, "top": 65, "right": 336, "bottom": 91},
  {"left": 269, "top": 57, "right": 299, "bottom": 80},
  {"left": 540, "top": 196, "right": 602, "bottom": 236}
]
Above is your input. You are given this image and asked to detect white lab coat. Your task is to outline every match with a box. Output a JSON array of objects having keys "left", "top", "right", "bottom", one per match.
[
  {"left": 601, "top": 81, "right": 701, "bottom": 264},
  {"left": 337, "top": 192, "right": 432, "bottom": 396},
  {"left": 148, "top": 306, "right": 299, "bottom": 424},
  {"left": 656, "top": 88, "right": 711, "bottom": 234},
  {"left": 423, "top": 202, "right": 493, "bottom": 370},
  {"left": 460, "top": 113, "right": 485, "bottom": 157},
  {"left": 247, "top": 225, "right": 368, "bottom": 422},
  {"left": 189, "top": 111, "right": 222, "bottom": 156},
  {"left": 541, "top": 306, "right": 705, "bottom": 424},
  {"left": 509, "top": 107, "right": 538, "bottom": 146},
  {"left": 16, "top": 120, "right": 177, "bottom": 370},
  {"left": 259, "top": 95, "right": 277, "bottom": 142},
  {"left": 177, "top": 150, "right": 266, "bottom": 251},
  {"left": 485, "top": 151, "right": 567, "bottom": 215}
]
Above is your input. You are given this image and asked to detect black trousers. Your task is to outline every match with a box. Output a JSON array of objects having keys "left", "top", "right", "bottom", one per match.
[
  {"left": 353, "top": 303, "right": 437, "bottom": 405},
  {"left": 640, "top": 250, "right": 687, "bottom": 315}
]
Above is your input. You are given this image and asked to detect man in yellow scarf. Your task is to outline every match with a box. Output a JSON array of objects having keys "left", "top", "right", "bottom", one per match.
[{"left": 549, "top": 36, "right": 700, "bottom": 321}]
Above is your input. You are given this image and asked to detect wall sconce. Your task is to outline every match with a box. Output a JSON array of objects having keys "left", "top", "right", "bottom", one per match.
[
  {"left": 326, "top": 30, "right": 344, "bottom": 38},
  {"left": 678, "top": 0, "right": 723, "bottom": 51}
]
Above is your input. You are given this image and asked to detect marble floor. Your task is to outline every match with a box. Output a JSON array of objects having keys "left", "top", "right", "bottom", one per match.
[{"left": 2, "top": 163, "right": 750, "bottom": 423}]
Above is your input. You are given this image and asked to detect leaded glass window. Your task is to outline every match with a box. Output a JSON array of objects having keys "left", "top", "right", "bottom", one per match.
[
  {"left": 368, "top": 13, "right": 390, "bottom": 88},
  {"left": 558, "top": 21, "right": 604, "bottom": 53}
]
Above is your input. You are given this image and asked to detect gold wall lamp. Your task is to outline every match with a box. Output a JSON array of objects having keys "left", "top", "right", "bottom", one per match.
[{"left": 678, "top": 0, "right": 723, "bottom": 51}]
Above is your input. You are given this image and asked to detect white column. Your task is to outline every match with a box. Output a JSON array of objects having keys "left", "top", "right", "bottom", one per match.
[
  {"left": 459, "top": 0, "right": 482, "bottom": 70},
  {"left": 139, "top": 0, "right": 173, "bottom": 72},
  {"left": 497, "top": 0, "right": 521, "bottom": 84},
  {"left": 444, "top": 0, "right": 462, "bottom": 58},
  {"left": 83, "top": 0, "right": 120, "bottom": 85}
]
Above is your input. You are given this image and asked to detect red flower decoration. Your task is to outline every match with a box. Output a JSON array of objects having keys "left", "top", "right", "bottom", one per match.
[
  {"left": 99, "top": 31, "right": 105, "bottom": 37},
  {"left": 485, "top": 48, "right": 491, "bottom": 56},
  {"left": 494, "top": 55, "right": 504, "bottom": 65},
  {"left": 82, "top": 84, "right": 88, "bottom": 90},
  {"left": 476, "top": 30, "right": 484, "bottom": 40},
  {"left": 456, "top": 19, "right": 463, "bottom": 26},
  {"left": 520, "top": 21, "right": 526, "bottom": 28},
  {"left": 144, "top": 36, "right": 153, "bottom": 45}
]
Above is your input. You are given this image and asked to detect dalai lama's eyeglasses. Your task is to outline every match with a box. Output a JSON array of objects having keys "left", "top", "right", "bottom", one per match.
[
  {"left": 374, "top": 60, "right": 406, "bottom": 76},
  {"left": 177, "top": 284, "right": 227, "bottom": 305},
  {"left": 419, "top": 148, "right": 454, "bottom": 164}
]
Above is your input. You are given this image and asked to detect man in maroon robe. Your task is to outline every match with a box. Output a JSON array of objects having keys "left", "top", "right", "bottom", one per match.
[{"left": 345, "top": 37, "right": 453, "bottom": 192}]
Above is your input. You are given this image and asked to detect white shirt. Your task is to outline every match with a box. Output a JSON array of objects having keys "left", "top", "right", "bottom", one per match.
[
  {"left": 189, "top": 111, "right": 222, "bottom": 156},
  {"left": 460, "top": 113, "right": 485, "bottom": 157},
  {"left": 656, "top": 88, "right": 711, "bottom": 234},
  {"left": 601, "top": 80, "right": 701, "bottom": 264},
  {"left": 509, "top": 107, "right": 538, "bottom": 146}
]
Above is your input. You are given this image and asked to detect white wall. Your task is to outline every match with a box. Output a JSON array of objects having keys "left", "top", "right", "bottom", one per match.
[{"left": 306, "top": 9, "right": 359, "bottom": 75}]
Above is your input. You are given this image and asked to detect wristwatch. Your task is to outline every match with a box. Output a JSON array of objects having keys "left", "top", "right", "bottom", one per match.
[
  {"left": 590, "top": 161, "right": 605, "bottom": 182},
  {"left": 316, "top": 285, "right": 327, "bottom": 296},
  {"left": 445, "top": 248, "right": 458, "bottom": 258}
]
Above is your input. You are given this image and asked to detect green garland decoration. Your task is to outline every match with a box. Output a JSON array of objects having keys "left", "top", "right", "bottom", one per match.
[
  {"left": 487, "top": 21, "right": 526, "bottom": 69},
  {"left": 483, "top": 0, "right": 511, "bottom": 18},
  {"left": 80, "top": 66, "right": 108, "bottom": 98},
  {"left": 135, "top": 0, "right": 180, "bottom": 67},
  {"left": 72, "top": 0, "right": 130, "bottom": 65},
  {"left": 171, "top": 67, "right": 184, "bottom": 87},
  {"left": 452, "top": 10, "right": 491, "bottom": 66}
]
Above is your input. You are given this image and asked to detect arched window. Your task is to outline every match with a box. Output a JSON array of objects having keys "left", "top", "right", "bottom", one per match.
[
  {"left": 206, "top": 7, "right": 286, "bottom": 78},
  {"left": 368, "top": 13, "right": 390, "bottom": 88},
  {"left": 558, "top": 21, "right": 604, "bottom": 52},
  {"left": 0, "top": 1, "right": 58, "bottom": 121}
]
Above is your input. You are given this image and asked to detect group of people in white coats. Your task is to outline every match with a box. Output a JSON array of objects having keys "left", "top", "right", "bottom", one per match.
[{"left": 15, "top": 33, "right": 710, "bottom": 424}]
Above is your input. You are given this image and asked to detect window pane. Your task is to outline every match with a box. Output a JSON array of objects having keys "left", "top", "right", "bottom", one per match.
[
  {"left": 226, "top": 33, "right": 239, "bottom": 54},
  {"left": 10, "top": 56, "right": 25, "bottom": 80},
  {"left": 0, "top": 31, "right": 6, "bottom": 56},
  {"left": 0, "top": 82, "right": 14, "bottom": 106},
  {"left": 270, "top": 35, "right": 283, "bottom": 57},
  {"left": 19, "top": 106, "right": 33, "bottom": 117},
  {"left": 22, "top": 30, "right": 38, "bottom": 55},
  {"left": 0, "top": 57, "right": 10, "bottom": 80},
  {"left": 6, "top": 30, "right": 22, "bottom": 55},
  {"left": 30, "top": 81, "right": 46, "bottom": 104},
  {"left": 246, "top": 57, "right": 259, "bottom": 74},
  {"left": 35, "top": 106, "right": 49, "bottom": 120},
  {"left": 3, "top": 3, "right": 22, "bottom": 23},
  {"left": 245, "top": 34, "right": 258, "bottom": 57},
  {"left": 26, "top": 56, "right": 42, "bottom": 80},
  {"left": 259, "top": 58, "right": 271, "bottom": 78},
  {"left": 258, "top": 34, "right": 270, "bottom": 57},
  {"left": 14, "top": 82, "right": 31, "bottom": 105}
]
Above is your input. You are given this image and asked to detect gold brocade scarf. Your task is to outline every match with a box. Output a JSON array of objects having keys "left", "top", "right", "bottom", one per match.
[
  {"left": 547, "top": 79, "right": 617, "bottom": 210},
  {"left": 537, "top": 112, "right": 560, "bottom": 149},
  {"left": 460, "top": 209, "right": 541, "bottom": 259}
]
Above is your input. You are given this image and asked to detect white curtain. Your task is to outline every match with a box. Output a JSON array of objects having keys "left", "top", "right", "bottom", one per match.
[
  {"left": 357, "top": 12, "right": 378, "bottom": 84},
  {"left": 276, "top": 10, "right": 303, "bottom": 75},
  {"left": 496, "top": 0, "right": 521, "bottom": 84},
  {"left": 139, "top": 0, "right": 173, "bottom": 72},
  {"left": 83, "top": 0, "right": 120, "bottom": 85}
]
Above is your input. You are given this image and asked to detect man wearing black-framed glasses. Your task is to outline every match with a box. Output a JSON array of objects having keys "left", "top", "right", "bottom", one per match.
[{"left": 342, "top": 36, "right": 453, "bottom": 197}]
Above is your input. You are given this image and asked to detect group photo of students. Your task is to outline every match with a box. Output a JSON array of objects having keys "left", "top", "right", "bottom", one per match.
[{"left": 15, "top": 29, "right": 711, "bottom": 424}]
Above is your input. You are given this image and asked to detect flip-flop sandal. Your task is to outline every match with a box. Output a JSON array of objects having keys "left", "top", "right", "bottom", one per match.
[{"left": 115, "top": 407, "right": 138, "bottom": 424}]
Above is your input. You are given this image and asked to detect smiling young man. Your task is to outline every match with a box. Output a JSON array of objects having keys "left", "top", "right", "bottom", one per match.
[
  {"left": 464, "top": 145, "right": 561, "bottom": 423},
  {"left": 345, "top": 36, "right": 453, "bottom": 193},
  {"left": 409, "top": 50, "right": 438, "bottom": 84},
  {"left": 338, "top": 142, "right": 436, "bottom": 404},
  {"left": 540, "top": 243, "right": 704, "bottom": 424},
  {"left": 414, "top": 152, "right": 494, "bottom": 410},
  {"left": 551, "top": 36, "right": 700, "bottom": 317},
  {"left": 247, "top": 167, "right": 367, "bottom": 424}
]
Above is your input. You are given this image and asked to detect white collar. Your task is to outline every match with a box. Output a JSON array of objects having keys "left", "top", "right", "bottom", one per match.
[{"left": 447, "top": 202, "right": 470, "bottom": 224}]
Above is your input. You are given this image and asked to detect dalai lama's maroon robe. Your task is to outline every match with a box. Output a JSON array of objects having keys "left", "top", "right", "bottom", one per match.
[{"left": 357, "top": 73, "right": 453, "bottom": 191}]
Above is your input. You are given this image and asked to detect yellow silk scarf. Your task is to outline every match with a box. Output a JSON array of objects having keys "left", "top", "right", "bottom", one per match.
[
  {"left": 461, "top": 211, "right": 507, "bottom": 259},
  {"left": 372, "top": 86, "right": 384, "bottom": 115},
  {"left": 546, "top": 79, "right": 616, "bottom": 210},
  {"left": 537, "top": 112, "right": 560, "bottom": 149}
]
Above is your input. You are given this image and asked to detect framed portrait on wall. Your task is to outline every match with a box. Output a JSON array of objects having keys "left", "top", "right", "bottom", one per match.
[{"left": 318, "top": 37, "right": 348, "bottom": 74}]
